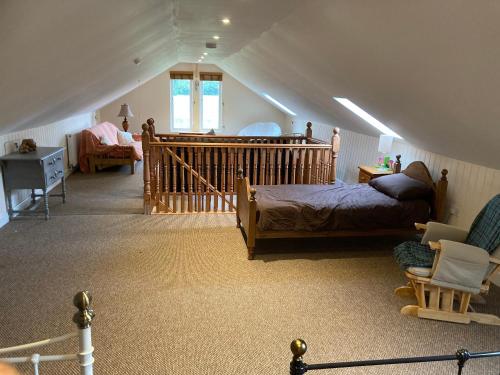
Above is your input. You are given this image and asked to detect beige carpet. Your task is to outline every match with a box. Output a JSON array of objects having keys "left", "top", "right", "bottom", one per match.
[{"left": 0, "top": 165, "right": 499, "bottom": 374}]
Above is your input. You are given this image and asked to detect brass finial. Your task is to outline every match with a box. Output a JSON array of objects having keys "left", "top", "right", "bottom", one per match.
[
  {"left": 306, "top": 122, "right": 312, "bottom": 129},
  {"left": 146, "top": 118, "right": 154, "bottom": 125},
  {"left": 333, "top": 127, "right": 340, "bottom": 135},
  {"left": 250, "top": 188, "right": 257, "bottom": 201},
  {"left": 237, "top": 168, "right": 244, "bottom": 179},
  {"left": 142, "top": 123, "right": 149, "bottom": 132},
  {"left": 441, "top": 169, "right": 448, "bottom": 180},
  {"left": 290, "top": 339, "right": 307, "bottom": 360},
  {"left": 73, "top": 291, "right": 95, "bottom": 329}
]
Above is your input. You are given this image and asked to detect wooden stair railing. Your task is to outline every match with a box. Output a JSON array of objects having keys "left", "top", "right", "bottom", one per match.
[{"left": 142, "top": 123, "right": 340, "bottom": 215}]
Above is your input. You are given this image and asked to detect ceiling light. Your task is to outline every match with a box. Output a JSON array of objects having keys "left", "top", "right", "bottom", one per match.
[
  {"left": 263, "top": 93, "right": 296, "bottom": 116},
  {"left": 203, "top": 52, "right": 208, "bottom": 56},
  {"left": 222, "top": 18, "right": 231, "bottom": 25},
  {"left": 198, "top": 59, "right": 202, "bottom": 63},
  {"left": 333, "top": 97, "right": 402, "bottom": 139},
  {"left": 213, "top": 35, "right": 220, "bottom": 40}
]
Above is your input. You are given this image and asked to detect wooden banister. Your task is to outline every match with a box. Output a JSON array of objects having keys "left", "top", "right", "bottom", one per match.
[{"left": 143, "top": 121, "right": 339, "bottom": 214}]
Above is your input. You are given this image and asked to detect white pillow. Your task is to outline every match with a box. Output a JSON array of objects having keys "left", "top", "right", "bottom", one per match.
[
  {"left": 99, "top": 135, "right": 113, "bottom": 145},
  {"left": 117, "top": 131, "right": 134, "bottom": 145}
]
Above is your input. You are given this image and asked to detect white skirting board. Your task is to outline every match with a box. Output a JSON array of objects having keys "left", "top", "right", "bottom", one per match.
[{"left": 66, "top": 132, "right": 81, "bottom": 170}]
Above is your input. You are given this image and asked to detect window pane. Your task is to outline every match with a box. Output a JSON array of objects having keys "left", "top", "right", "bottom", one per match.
[
  {"left": 171, "top": 79, "right": 191, "bottom": 129},
  {"left": 201, "top": 81, "right": 221, "bottom": 129}
]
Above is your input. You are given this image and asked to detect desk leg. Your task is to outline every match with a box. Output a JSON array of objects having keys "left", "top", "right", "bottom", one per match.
[
  {"left": 31, "top": 189, "right": 36, "bottom": 204},
  {"left": 43, "top": 188, "right": 49, "bottom": 220},
  {"left": 61, "top": 176, "right": 66, "bottom": 203},
  {"left": 7, "top": 189, "right": 13, "bottom": 219}
]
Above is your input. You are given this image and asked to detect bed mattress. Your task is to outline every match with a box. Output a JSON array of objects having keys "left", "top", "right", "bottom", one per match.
[{"left": 254, "top": 182, "right": 430, "bottom": 232}]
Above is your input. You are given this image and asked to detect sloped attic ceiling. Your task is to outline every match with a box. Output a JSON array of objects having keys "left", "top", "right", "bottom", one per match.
[
  {"left": 1, "top": 1, "right": 499, "bottom": 168},
  {"left": 219, "top": 1, "right": 500, "bottom": 169},
  {"left": 0, "top": 0, "right": 302, "bottom": 134}
]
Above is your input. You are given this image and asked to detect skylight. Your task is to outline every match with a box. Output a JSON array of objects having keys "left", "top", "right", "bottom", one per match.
[
  {"left": 263, "top": 93, "right": 297, "bottom": 116},
  {"left": 333, "top": 97, "right": 402, "bottom": 139}
]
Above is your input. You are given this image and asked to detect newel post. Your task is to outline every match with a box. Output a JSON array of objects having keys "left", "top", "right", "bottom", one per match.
[
  {"left": 305, "top": 122, "right": 313, "bottom": 144},
  {"left": 329, "top": 127, "right": 340, "bottom": 184},
  {"left": 290, "top": 339, "right": 308, "bottom": 375},
  {"left": 393, "top": 154, "right": 402, "bottom": 173},
  {"left": 435, "top": 169, "right": 448, "bottom": 222},
  {"left": 146, "top": 118, "right": 156, "bottom": 140},
  {"left": 73, "top": 291, "right": 95, "bottom": 375},
  {"left": 142, "top": 123, "right": 152, "bottom": 214}
]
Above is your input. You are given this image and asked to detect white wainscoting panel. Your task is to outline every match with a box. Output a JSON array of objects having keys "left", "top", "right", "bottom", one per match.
[
  {"left": 0, "top": 113, "right": 94, "bottom": 226},
  {"left": 293, "top": 121, "right": 499, "bottom": 229}
]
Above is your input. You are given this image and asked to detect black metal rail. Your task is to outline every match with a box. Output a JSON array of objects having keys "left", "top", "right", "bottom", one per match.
[{"left": 289, "top": 339, "right": 500, "bottom": 375}]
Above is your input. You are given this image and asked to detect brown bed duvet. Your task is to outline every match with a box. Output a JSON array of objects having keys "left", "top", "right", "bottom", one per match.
[{"left": 254, "top": 182, "right": 430, "bottom": 232}]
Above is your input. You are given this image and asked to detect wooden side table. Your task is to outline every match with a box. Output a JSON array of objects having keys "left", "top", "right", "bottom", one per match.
[
  {"left": 358, "top": 165, "right": 393, "bottom": 183},
  {"left": 0, "top": 147, "right": 66, "bottom": 220}
]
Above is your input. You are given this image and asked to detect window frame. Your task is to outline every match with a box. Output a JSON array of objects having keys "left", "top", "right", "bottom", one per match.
[
  {"left": 170, "top": 78, "right": 194, "bottom": 131},
  {"left": 199, "top": 80, "right": 223, "bottom": 130}
]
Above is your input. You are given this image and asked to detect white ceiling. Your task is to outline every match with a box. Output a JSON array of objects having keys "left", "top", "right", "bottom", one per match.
[{"left": 1, "top": 0, "right": 499, "bottom": 168}]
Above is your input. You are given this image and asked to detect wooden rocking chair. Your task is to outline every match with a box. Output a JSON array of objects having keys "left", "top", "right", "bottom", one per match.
[{"left": 394, "top": 194, "right": 500, "bottom": 325}]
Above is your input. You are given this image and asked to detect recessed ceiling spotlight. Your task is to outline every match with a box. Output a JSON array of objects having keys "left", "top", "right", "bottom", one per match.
[
  {"left": 222, "top": 18, "right": 231, "bottom": 25},
  {"left": 203, "top": 52, "right": 208, "bottom": 56},
  {"left": 200, "top": 55, "right": 205, "bottom": 59},
  {"left": 213, "top": 35, "right": 220, "bottom": 40},
  {"left": 198, "top": 59, "right": 202, "bottom": 63}
]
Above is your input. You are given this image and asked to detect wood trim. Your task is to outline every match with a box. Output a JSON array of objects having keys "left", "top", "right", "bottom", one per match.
[
  {"left": 170, "top": 71, "right": 194, "bottom": 80},
  {"left": 200, "top": 72, "right": 223, "bottom": 81}
]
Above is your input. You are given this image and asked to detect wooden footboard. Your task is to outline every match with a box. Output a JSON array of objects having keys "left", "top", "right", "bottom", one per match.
[{"left": 236, "top": 169, "right": 257, "bottom": 259}]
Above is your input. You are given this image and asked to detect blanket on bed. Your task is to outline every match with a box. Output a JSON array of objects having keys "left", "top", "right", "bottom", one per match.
[{"left": 254, "top": 182, "right": 430, "bottom": 232}]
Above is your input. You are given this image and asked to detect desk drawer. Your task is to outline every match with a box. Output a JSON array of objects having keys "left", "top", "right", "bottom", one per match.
[
  {"left": 358, "top": 170, "right": 371, "bottom": 183},
  {"left": 43, "top": 151, "right": 64, "bottom": 186}
]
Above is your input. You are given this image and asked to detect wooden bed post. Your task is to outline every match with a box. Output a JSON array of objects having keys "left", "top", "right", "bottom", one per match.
[
  {"left": 247, "top": 188, "right": 257, "bottom": 260},
  {"left": 329, "top": 127, "right": 340, "bottom": 184},
  {"left": 394, "top": 154, "right": 402, "bottom": 173},
  {"left": 142, "top": 123, "right": 152, "bottom": 215},
  {"left": 435, "top": 169, "right": 448, "bottom": 222},
  {"left": 305, "top": 122, "right": 313, "bottom": 144},
  {"left": 236, "top": 168, "right": 243, "bottom": 228}
]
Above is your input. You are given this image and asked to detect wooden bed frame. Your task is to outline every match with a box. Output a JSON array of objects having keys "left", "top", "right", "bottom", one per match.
[{"left": 236, "top": 160, "right": 449, "bottom": 259}]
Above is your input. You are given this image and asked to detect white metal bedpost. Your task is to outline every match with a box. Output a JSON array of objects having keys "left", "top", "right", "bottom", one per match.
[{"left": 73, "top": 291, "right": 95, "bottom": 375}]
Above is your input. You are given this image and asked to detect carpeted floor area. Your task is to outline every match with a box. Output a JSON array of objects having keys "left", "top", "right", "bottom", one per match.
[{"left": 0, "top": 164, "right": 499, "bottom": 374}]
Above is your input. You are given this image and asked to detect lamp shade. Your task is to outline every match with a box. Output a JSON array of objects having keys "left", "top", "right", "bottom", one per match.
[
  {"left": 117, "top": 104, "right": 134, "bottom": 118},
  {"left": 378, "top": 134, "right": 393, "bottom": 153}
]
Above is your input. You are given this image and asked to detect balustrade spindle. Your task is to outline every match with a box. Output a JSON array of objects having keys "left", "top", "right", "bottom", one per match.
[
  {"left": 214, "top": 148, "right": 219, "bottom": 212},
  {"left": 197, "top": 147, "right": 202, "bottom": 212},
  {"left": 180, "top": 159, "right": 186, "bottom": 213},
  {"left": 221, "top": 149, "right": 227, "bottom": 212},
  {"left": 206, "top": 149, "right": 211, "bottom": 212},
  {"left": 187, "top": 148, "right": 193, "bottom": 212},
  {"left": 229, "top": 148, "right": 235, "bottom": 212},
  {"left": 259, "top": 148, "right": 266, "bottom": 185},
  {"left": 172, "top": 147, "right": 177, "bottom": 213},
  {"left": 253, "top": 148, "right": 258, "bottom": 186},
  {"left": 277, "top": 149, "right": 282, "bottom": 185},
  {"left": 291, "top": 149, "right": 297, "bottom": 184}
]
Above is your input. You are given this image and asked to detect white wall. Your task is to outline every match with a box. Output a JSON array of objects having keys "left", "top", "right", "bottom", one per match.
[
  {"left": 293, "top": 120, "right": 500, "bottom": 230},
  {"left": 0, "top": 113, "right": 95, "bottom": 228},
  {"left": 98, "top": 63, "right": 287, "bottom": 135}
]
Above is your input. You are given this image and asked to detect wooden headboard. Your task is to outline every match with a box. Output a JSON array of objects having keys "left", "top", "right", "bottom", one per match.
[{"left": 402, "top": 161, "right": 448, "bottom": 222}]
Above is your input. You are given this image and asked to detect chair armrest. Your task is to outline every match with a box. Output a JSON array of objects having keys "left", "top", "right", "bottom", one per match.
[
  {"left": 420, "top": 221, "right": 469, "bottom": 245},
  {"left": 430, "top": 240, "right": 491, "bottom": 294}
]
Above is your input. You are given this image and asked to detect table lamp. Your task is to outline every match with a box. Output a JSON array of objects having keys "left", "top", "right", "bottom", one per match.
[
  {"left": 378, "top": 134, "right": 393, "bottom": 169},
  {"left": 118, "top": 104, "right": 134, "bottom": 132}
]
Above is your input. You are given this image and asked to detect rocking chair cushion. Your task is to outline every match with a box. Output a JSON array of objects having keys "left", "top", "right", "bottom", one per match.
[
  {"left": 465, "top": 194, "right": 500, "bottom": 253},
  {"left": 420, "top": 222, "right": 468, "bottom": 245},
  {"left": 394, "top": 241, "right": 435, "bottom": 270},
  {"left": 430, "top": 240, "right": 490, "bottom": 294},
  {"left": 407, "top": 266, "right": 432, "bottom": 277}
]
